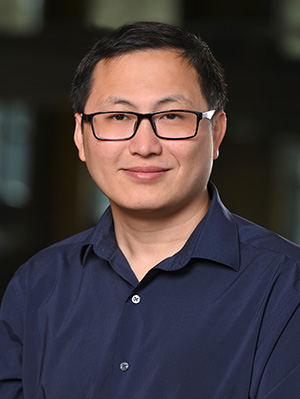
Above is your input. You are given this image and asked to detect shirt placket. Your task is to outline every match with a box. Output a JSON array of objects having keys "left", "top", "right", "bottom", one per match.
[{"left": 109, "top": 287, "right": 144, "bottom": 398}]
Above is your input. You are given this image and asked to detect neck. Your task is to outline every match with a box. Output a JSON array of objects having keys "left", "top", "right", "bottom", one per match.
[{"left": 110, "top": 191, "right": 211, "bottom": 281}]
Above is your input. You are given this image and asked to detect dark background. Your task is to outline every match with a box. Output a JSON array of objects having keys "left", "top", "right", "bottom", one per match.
[{"left": 1, "top": 0, "right": 300, "bottom": 301}]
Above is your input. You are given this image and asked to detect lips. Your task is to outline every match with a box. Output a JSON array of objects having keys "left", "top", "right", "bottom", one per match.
[
  {"left": 125, "top": 166, "right": 169, "bottom": 173},
  {"left": 122, "top": 165, "right": 170, "bottom": 181}
]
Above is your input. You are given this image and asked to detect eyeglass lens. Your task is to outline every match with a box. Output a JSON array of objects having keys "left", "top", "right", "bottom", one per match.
[{"left": 92, "top": 111, "right": 198, "bottom": 140}]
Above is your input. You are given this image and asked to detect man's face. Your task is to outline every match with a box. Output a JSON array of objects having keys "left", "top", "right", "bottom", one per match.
[{"left": 74, "top": 49, "right": 226, "bottom": 218}]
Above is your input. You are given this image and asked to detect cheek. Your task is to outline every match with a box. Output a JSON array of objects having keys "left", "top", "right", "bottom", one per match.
[
  {"left": 84, "top": 142, "right": 123, "bottom": 182},
  {"left": 171, "top": 135, "right": 212, "bottom": 169},
  {"left": 176, "top": 138, "right": 214, "bottom": 187}
]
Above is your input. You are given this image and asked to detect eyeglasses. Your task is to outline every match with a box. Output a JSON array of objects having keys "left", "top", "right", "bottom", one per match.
[{"left": 81, "top": 109, "right": 215, "bottom": 141}]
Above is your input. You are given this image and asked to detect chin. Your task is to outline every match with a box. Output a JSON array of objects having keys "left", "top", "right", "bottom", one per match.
[{"left": 112, "top": 199, "right": 171, "bottom": 215}]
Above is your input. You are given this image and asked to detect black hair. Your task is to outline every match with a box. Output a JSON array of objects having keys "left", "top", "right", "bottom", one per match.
[{"left": 70, "top": 21, "right": 227, "bottom": 113}]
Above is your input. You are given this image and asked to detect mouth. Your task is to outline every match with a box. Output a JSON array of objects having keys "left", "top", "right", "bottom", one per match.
[{"left": 122, "top": 165, "right": 170, "bottom": 181}]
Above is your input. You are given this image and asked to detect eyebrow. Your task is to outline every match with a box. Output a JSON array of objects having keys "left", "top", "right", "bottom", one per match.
[
  {"left": 100, "top": 95, "right": 195, "bottom": 109},
  {"left": 156, "top": 95, "right": 195, "bottom": 108},
  {"left": 101, "top": 97, "right": 136, "bottom": 107}
]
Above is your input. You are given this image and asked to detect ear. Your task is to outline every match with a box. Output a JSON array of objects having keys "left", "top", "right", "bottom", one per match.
[
  {"left": 74, "top": 113, "right": 86, "bottom": 162},
  {"left": 212, "top": 111, "right": 227, "bottom": 160}
]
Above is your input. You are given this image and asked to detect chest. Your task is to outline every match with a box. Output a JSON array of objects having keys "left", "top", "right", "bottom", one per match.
[{"left": 22, "top": 262, "right": 267, "bottom": 398}]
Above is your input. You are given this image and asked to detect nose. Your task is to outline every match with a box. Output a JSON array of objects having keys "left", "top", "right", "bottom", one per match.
[{"left": 128, "top": 118, "right": 162, "bottom": 157}]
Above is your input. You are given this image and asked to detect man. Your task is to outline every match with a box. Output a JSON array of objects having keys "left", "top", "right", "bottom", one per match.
[{"left": 1, "top": 22, "right": 300, "bottom": 399}]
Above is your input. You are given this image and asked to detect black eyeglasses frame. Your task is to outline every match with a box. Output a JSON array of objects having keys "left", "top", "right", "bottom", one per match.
[{"left": 81, "top": 109, "right": 216, "bottom": 141}]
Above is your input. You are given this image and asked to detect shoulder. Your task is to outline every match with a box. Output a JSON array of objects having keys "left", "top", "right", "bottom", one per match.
[
  {"left": 4, "top": 207, "right": 113, "bottom": 303},
  {"left": 27, "top": 227, "right": 95, "bottom": 267},
  {"left": 9, "top": 227, "right": 95, "bottom": 294},
  {"left": 208, "top": 182, "right": 300, "bottom": 264},
  {"left": 233, "top": 213, "right": 300, "bottom": 263}
]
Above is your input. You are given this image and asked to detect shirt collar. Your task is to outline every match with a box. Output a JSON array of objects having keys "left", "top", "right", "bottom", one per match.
[
  {"left": 80, "top": 182, "right": 240, "bottom": 272},
  {"left": 190, "top": 182, "right": 240, "bottom": 271},
  {"left": 80, "top": 207, "right": 117, "bottom": 264}
]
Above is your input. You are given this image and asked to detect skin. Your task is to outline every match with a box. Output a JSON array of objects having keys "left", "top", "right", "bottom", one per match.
[{"left": 74, "top": 49, "right": 227, "bottom": 280}]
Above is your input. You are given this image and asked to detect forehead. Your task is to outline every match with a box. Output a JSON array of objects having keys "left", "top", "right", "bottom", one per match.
[
  {"left": 86, "top": 49, "right": 206, "bottom": 110},
  {"left": 92, "top": 49, "right": 200, "bottom": 85}
]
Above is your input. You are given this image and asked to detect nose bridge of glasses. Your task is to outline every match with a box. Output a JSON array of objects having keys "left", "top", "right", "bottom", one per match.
[{"left": 134, "top": 113, "right": 158, "bottom": 136}]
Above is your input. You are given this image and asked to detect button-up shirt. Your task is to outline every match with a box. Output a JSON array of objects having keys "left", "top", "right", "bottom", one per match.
[{"left": 1, "top": 183, "right": 300, "bottom": 398}]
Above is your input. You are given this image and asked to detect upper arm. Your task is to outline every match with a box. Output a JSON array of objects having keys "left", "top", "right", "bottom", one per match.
[
  {"left": 0, "top": 276, "right": 25, "bottom": 398},
  {"left": 250, "top": 263, "right": 300, "bottom": 398}
]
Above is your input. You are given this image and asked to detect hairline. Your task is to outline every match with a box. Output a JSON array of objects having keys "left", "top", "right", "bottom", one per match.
[{"left": 85, "top": 47, "right": 206, "bottom": 113}]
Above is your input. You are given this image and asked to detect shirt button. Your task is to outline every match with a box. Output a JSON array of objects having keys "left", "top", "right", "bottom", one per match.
[
  {"left": 120, "top": 362, "right": 129, "bottom": 372},
  {"left": 131, "top": 294, "right": 141, "bottom": 304}
]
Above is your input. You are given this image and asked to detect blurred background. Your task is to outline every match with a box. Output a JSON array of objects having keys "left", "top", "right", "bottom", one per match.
[{"left": 0, "top": 0, "right": 300, "bottom": 301}]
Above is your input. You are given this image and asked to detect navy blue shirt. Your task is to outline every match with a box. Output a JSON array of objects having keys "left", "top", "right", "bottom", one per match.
[{"left": 1, "top": 183, "right": 300, "bottom": 398}]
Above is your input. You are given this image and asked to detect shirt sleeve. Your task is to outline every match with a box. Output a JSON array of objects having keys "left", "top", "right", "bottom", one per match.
[
  {"left": 0, "top": 275, "right": 25, "bottom": 398},
  {"left": 250, "top": 261, "right": 300, "bottom": 399}
]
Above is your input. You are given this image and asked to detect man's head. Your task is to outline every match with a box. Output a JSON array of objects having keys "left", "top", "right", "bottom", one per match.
[
  {"left": 70, "top": 21, "right": 227, "bottom": 114},
  {"left": 73, "top": 27, "right": 227, "bottom": 219}
]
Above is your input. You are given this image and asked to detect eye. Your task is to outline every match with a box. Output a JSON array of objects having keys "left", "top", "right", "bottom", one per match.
[
  {"left": 110, "top": 113, "right": 129, "bottom": 121},
  {"left": 162, "top": 113, "right": 180, "bottom": 120},
  {"left": 159, "top": 112, "right": 185, "bottom": 123}
]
